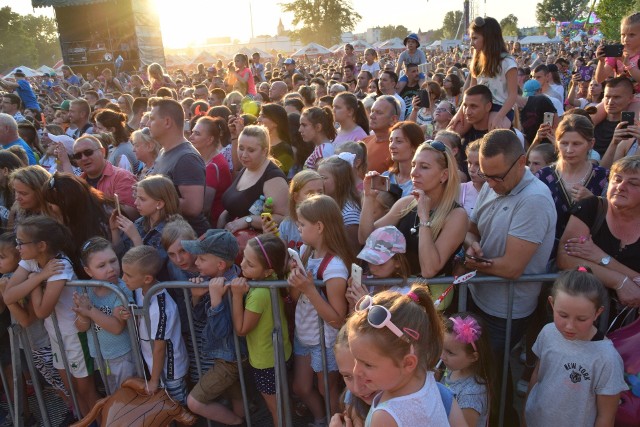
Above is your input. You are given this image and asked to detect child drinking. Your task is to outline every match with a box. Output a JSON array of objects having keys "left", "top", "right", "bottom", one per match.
[
  {"left": 4, "top": 216, "right": 99, "bottom": 418},
  {"left": 348, "top": 285, "right": 449, "bottom": 426},
  {"left": 72, "top": 237, "right": 135, "bottom": 392},
  {"left": 288, "top": 194, "right": 354, "bottom": 425},
  {"left": 121, "top": 245, "right": 188, "bottom": 403},
  {"left": 441, "top": 313, "right": 492, "bottom": 427},
  {"left": 524, "top": 268, "right": 627, "bottom": 427},
  {"left": 301, "top": 107, "right": 337, "bottom": 169},
  {"left": 182, "top": 229, "right": 245, "bottom": 426},
  {"left": 229, "top": 234, "right": 291, "bottom": 425}
]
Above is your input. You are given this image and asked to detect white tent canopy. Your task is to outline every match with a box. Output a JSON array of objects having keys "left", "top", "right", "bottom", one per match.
[
  {"left": 333, "top": 40, "right": 372, "bottom": 53},
  {"left": 519, "top": 35, "right": 552, "bottom": 45},
  {"left": 236, "top": 47, "right": 274, "bottom": 60},
  {"left": 37, "top": 65, "right": 60, "bottom": 76},
  {"left": 377, "top": 38, "right": 405, "bottom": 50},
  {"left": 292, "top": 43, "right": 333, "bottom": 57},
  {"left": 5, "top": 66, "right": 42, "bottom": 78}
]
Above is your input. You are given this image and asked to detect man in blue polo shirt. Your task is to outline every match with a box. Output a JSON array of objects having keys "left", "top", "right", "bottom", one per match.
[
  {"left": 0, "top": 114, "right": 37, "bottom": 165},
  {"left": 0, "top": 70, "right": 40, "bottom": 113}
]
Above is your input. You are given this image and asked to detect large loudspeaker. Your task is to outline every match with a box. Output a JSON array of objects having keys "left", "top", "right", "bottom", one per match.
[{"left": 51, "top": 0, "right": 165, "bottom": 74}]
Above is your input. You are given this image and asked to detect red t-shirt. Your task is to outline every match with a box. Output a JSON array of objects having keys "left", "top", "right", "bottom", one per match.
[{"left": 206, "top": 153, "right": 232, "bottom": 226}]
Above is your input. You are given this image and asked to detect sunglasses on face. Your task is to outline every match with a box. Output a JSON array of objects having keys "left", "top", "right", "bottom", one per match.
[
  {"left": 355, "top": 295, "right": 420, "bottom": 351},
  {"left": 72, "top": 148, "right": 99, "bottom": 160}
]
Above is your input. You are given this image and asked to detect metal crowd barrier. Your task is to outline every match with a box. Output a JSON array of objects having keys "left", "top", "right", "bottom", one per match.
[{"left": 6, "top": 273, "right": 617, "bottom": 427}]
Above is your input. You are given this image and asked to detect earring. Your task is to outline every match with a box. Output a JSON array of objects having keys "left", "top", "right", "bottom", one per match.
[{"left": 156, "top": 205, "right": 161, "bottom": 210}]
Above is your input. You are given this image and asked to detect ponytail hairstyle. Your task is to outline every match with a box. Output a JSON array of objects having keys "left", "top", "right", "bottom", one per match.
[
  {"left": 443, "top": 312, "right": 495, "bottom": 403},
  {"left": 247, "top": 234, "right": 287, "bottom": 279},
  {"left": 335, "top": 141, "right": 368, "bottom": 178},
  {"left": 302, "top": 106, "right": 337, "bottom": 141},
  {"left": 234, "top": 53, "right": 249, "bottom": 69},
  {"left": 80, "top": 236, "right": 115, "bottom": 267},
  {"left": 469, "top": 16, "right": 508, "bottom": 78},
  {"left": 261, "top": 103, "right": 291, "bottom": 143},
  {"left": 335, "top": 92, "right": 370, "bottom": 134},
  {"left": 551, "top": 268, "right": 609, "bottom": 312},
  {"left": 348, "top": 284, "right": 443, "bottom": 372},
  {"left": 193, "top": 116, "right": 226, "bottom": 149},
  {"left": 317, "top": 155, "right": 361, "bottom": 211},
  {"left": 296, "top": 195, "right": 356, "bottom": 269},
  {"left": 94, "top": 108, "right": 130, "bottom": 145}
]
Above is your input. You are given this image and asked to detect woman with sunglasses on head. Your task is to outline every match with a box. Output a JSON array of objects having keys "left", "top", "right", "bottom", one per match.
[
  {"left": 360, "top": 142, "right": 468, "bottom": 278},
  {"left": 7, "top": 165, "right": 51, "bottom": 231}
]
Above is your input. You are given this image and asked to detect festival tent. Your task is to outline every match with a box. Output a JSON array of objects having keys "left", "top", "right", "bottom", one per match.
[
  {"left": 189, "top": 51, "right": 217, "bottom": 67},
  {"left": 37, "top": 65, "right": 60, "bottom": 76},
  {"left": 333, "top": 40, "right": 372, "bottom": 53},
  {"left": 4, "top": 66, "right": 43, "bottom": 77},
  {"left": 215, "top": 51, "right": 231, "bottom": 61},
  {"left": 519, "top": 35, "right": 552, "bottom": 45},
  {"left": 236, "top": 47, "right": 274, "bottom": 60},
  {"left": 52, "top": 59, "right": 64, "bottom": 70},
  {"left": 292, "top": 43, "right": 333, "bottom": 58},
  {"left": 165, "top": 54, "right": 190, "bottom": 67},
  {"left": 377, "top": 38, "right": 405, "bottom": 51}
]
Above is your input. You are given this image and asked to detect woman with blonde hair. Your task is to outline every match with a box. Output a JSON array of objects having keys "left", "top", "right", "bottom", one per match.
[
  {"left": 8, "top": 165, "right": 51, "bottom": 230},
  {"left": 360, "top": 141, "right": 468, "bottom": 277},
  {"left": 131, "top": 128, "right": 161, "bottom": 179},
  {"left": 147, "top": 62, "right": 176, "bottom": 93}
]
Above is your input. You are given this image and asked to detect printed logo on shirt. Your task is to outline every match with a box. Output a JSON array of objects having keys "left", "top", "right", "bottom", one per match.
[{"left": 564, "top": 362, "right": 591, "bottom": 383}]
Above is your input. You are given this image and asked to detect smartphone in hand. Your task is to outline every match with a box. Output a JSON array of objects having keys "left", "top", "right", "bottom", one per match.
[
  {"left": 351, "top": 264, "right": 363, "bottom": 288},
  {"left": 370, "top": 175, "right": 390, "bottom": 192},
  {"left": 543, "top": 112, "right": 554, "bottom": 127},
  {"left": 465, "top": 253, "right": 491, "bottom": 263},
  {"left": 114, "top": 193, "right": 121, "bottom": 216},
  {"left": 287, "top": 248, "right": 304, "bottom": 271}
]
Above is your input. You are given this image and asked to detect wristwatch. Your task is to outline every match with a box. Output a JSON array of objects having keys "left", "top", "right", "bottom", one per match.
[
  {"left": 599, "top": 255, "right": 611, "bottom": 266},
  {"left": 244, "top": 216, "right": 253, "bottom": 225}
]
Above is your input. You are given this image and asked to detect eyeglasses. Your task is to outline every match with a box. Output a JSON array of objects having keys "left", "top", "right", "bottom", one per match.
[
  {"left": 15, "top": 239, "right": 36, "bottom": 247},
  {"left": 356, "top": 295, "right": 419, "bottom": 350},
  {"left": 141, "top": 127, "right": 151, "bottom": 136},
  {"left": 434, "top": 106, "right": 454, "bottom": 114},
  {"left": 478, "top": 154, "right": 523, "bottom": 182},
  {"left": 48, "top": 176, "right": 55, "bottom": 189},
  {"left": 72, "top": 148, "right": 99, "bottom": 160}
]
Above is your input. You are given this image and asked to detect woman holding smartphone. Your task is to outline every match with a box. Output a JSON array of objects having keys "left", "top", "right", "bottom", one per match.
[{"left": 359, "top": 141, "right": 468, "bottom": 278}]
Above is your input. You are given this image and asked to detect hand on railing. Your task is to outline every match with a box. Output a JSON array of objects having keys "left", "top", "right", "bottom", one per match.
[
  {"left": 208, "top": 277, "right": 228, "bottom": 308},
  {"left": 288, "top": 268, "right": 315, "bottom": 294}
]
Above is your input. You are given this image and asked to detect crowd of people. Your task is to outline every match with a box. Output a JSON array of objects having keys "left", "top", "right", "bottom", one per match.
[{"left": 0, "top": 11, "right": 638, "bottom": 427}]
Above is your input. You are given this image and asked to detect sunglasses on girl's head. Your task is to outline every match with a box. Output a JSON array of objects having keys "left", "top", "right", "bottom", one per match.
[
  {"left": 355, "top": 295, "right": 420, "bottom": 350},
  {"left": 72, "top": 148, "right": 99, "bottom": 160},
  {"left": 474, "top": 16, "right": 486, "bottom": 27}
]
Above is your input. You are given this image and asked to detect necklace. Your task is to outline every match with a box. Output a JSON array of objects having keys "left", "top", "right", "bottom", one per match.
[{"left": 558, "top": 163, "right": 591, "bottom": 186}]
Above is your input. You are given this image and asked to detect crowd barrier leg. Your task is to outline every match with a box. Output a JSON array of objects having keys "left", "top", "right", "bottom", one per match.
[
  {"left": 18, "top": 326, "right": 51, "bottom": 427},
  {"left": 228, "top": 292, "right": 252, "bottom": 427},
  {"left": 81, "top": 288, "right": 111, "bottom": 397},
  {"left": 1, "top": 327, "right": 16, "bottom": 426},
  {"left": 498, "top": 282, "right": 515, "bottom": 427},
  {"left": 269, "top": 287, "right": 292, "bottom": 427},
  {"left": 9, "top": 326, "right": 24, "bottom": 427},
  {"left": 317, "top": 318, "right": 331, "bottom": 423},
  {"left": 457, "top": 282, "right": 468, "bottom": 312},
  {"left": 49, "top": 312, "right": 82, "bottom": 420}
]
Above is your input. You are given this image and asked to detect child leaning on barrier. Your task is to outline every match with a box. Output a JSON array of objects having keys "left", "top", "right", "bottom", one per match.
[
  {"left": 182, "top": 229, "right": 246, "bottom": 426},
  {"left": 120, "top": 245, "right": 188, "bottom": 404},
  {"left": 72, "top": 237, "right": 136, "bottom": 392}
]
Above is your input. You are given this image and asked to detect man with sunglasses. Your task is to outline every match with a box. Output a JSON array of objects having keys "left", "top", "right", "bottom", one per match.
[{"left": 463, "top": 129, "right": 556, "bottom": 425}]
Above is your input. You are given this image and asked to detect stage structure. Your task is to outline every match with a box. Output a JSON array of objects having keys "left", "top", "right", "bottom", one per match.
[{"left": 32, "top": 0, "right": 166, "bottom": 74}]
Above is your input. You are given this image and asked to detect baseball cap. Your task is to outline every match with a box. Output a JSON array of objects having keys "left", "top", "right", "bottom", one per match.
[
  {"left": 207, "top": 66, "right": 215, "bottom": 72},
  {"left": 357, "top": 226, "right": 406, "bottom": 265},
  {"left": 47, "top": 134, "right": 75, "bottom": 155},
  {"left": 522, "top": 79, "right": 541, "bottom": 97},
  {"left": 14, "top": 69, "right": 25, "bottom": 78},
  {"left": 54, "top": 100, "right": 71, "bottom": 111},
  {"left": 284, "top": 58, "right": 295, "bottom": 65},
  {"left": 181, "top": 229, "right": 239, "bottom": 262},
  {"left": 403, "top": 33, "right": 420, "bottom": 48}
]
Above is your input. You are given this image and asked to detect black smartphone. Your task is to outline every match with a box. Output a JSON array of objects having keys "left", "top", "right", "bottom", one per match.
[
  {"left": 603, "top": 44, "right": 624, "bottom": 58},
  {"left": 418, "top": 89, "right": 430, "bottom": 109},
  {"left": 465, "top": 253, "right": 491, "bottom": 263},
  {"left": 229, "top": 103, "right": 239, "bottom": 116},
  {"left": 621, "top": 111, "right": 635, "bottom": 129}
]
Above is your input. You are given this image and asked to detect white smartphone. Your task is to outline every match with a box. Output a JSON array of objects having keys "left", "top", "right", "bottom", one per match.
[
  {"left": 351, "top": 263, "right": 363, "bottom": 288},
  {"left": 114, "top": 193, "right": 121, "bottom": 216},
  {"left": 287, "top": 248, "right": 304, "bottom": 270},
  {"left": 543, "top": 112, "right": 554, "bottom": 127}
]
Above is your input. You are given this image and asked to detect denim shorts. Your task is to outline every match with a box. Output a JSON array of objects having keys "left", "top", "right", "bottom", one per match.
[{"left": 293, "top": 336, "right": 338, "bottom": 373}]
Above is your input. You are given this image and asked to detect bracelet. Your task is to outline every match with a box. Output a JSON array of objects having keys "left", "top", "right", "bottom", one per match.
[
  {"left": 632, "top": 276, "right": 640, "bottom": 288},
  {"left": 615, "top": 276, "right": 628, "bottom": 290},
  {"left": 418, "top": 221, "right": 432, "bottom": 228}
]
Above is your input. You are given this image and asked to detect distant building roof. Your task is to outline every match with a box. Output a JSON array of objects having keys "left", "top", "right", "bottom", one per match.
[{"left": 32, "top": 0, "right": 108, "bottom": 8}]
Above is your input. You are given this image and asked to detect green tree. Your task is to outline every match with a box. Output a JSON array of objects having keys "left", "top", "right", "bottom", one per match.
[
  {"left": 379, "top": 25, "right": 410, "bottom": 41},
  {"left": 535, "top": 0, "right": 589, "bottom": 26},
  {"left": 441, "top": 10, "right": 464, "bottom": 39},
  {"left": 500, "top": 14, "right": 520, "bottom": 37},
  {"left": 0, "top": 7, "right": 60, "bottom": 72},
  {"left": 280, "top": 0, "right": 362, "bottom": 47},
  {"left": 595, "top": 0, "right": 640, "bottom": 40}
]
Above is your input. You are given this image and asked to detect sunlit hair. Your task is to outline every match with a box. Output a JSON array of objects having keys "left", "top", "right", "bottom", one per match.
[
  {"left": 240, "top": 125, "right": 270, "bottom": 155},
  {"left": 147, "top": 63, "right": 165, "bottom": 80},
  {"left": 443, "top": 312, "right": 494, "bottom": 408},
  {"left": 347, "top": 284, "right": 443, "bottom": 371},
  {"left": 247, "top": 234, "right": 287, "bottom": 279},
  {"left": 296, "top": 195, "right": 356, "bottom": 269},
  {"left": 334, "top": 92, "right": 370, "bottom": 134},
  {"left": 131, "top": 129, "right": 161, "bottom": 157},
  {"left": 193, "top": 116, "right": 226, "bottom": 148},
  {"left": 425, "top": 81, "right": 443, "bottom": 103},
  {"left": 94, "top": 109, "right": 129, "bottom": 145},
  {"left": 317, "top": 155, "right": 361, "bottom": 211},
  {"left": 135, "top": 175, "right": 180, "bottom": 231},
  {"left": 611, "top": 154, "right": 640, "bottom": 176},
  {"left": 465, "top": 139, "right": 482, "bottom": 157},
  {"left": 17, "top": 215, "right": 77, "bottom": 273},
  {"left": 122, "top": 245, "right": 163, "bottom": 278},
  {"left": 288, "top": 170, "right": 324, "bottom": 221},
  {"left": 469, "top": 16, "right": 508, "bottom": 78},
  {"left": 10, "top": 165, "right": 51, "bottom": 215},
  {"left": 622, "top": 12, "right": 640, "bottom": 27},
  {"left": 160, "top": 215, "right": 194, "bottom": 250},
  {"left": 555, "top": 114, "right": 594, "bottom": 143},
  {"left": 301, "top": 106, "right": 337, "bottom": 141},
  {"left": 551, "top": 268, "right": 608, "bottom": 311},
  {"left": 389, "top": 121, "right": 424, "bottom": 175},
  {"left": 261, "top": 104, "right": 291, "bottom": 143},
  {"left": 336, "top": 141, "right": 368, "bottom": 178},
  {"left": 402, "top": 143, "right": 460, "bottom": 240}
]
